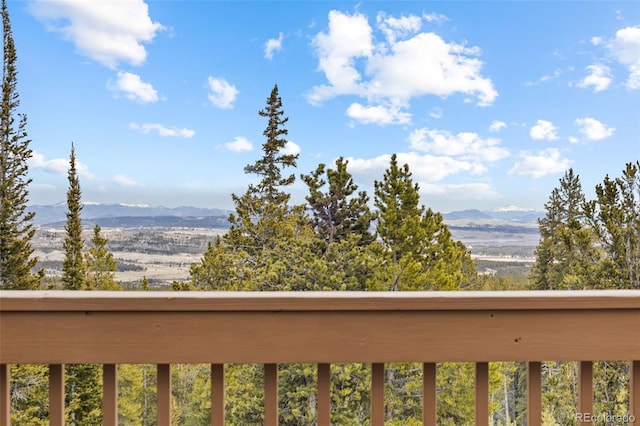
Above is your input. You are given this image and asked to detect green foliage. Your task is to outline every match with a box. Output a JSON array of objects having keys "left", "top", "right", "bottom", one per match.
[
  {"left": 10, "top": 364, "right": 48, "bottom": 425},
  {"left": 62, "top": 143, "right": 86, "bottom": 290},
  {"left": 118, "top": 364, "right": 157, "bottom": 425},
  {"left": 65, "top": 364, "right": 102, "bottom": 425},
  {"left": 85, "top": 224, "right": 120, "bottom": 290},
  {"left": 373, "top": 154, "right": 475, "bottom": 291},
  {"left": 301, "top": 157, "right": 376, "bottom": 248},
  {"left": 0, "top": 0, "right": 40, "bottom": 289}
]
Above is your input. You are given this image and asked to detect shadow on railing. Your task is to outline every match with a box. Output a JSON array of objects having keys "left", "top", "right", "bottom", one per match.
[{"left": 1, "top": 290, "right": 639, "bottom": 425}]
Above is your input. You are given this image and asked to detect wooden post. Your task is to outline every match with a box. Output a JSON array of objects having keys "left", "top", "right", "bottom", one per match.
[
  {"left": 527, "top": 362, "right": 541, "bottom": 425},
  {"left": 103, "top": 364, "right": 118, "bottom": 426},
  {"left": 423, "top": 362, "right": 436, "bottom": 426},
  {"left": 317, "top": 363, "right": 331, "bottom": 426},
  {"left": 475, "top": 362, "right": 489, "bottom": 426},
  {"left": 578, "top": 361, "right": 593, "bottom": 426},
  {"left": 211, "top": 364, "right": 225, "bottom": 425},
  {"left": 0, "top": 364, "right": 9, "bottom": 426},
  {"left": 157, "top": 364, "right": 172, "bottom": 426},
  {"left": 49, "top": 364, "right": 65, "bottom": 426},
  {"left": 264, "top": 364, "right": 278, "bottom": 426},
  {"left": 371, "top": 363, "right": 384, "bottom": 426}
]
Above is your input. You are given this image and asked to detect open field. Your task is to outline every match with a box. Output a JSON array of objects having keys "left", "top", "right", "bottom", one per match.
[{"left": 34, "top": 221, "right": 538, "bottom": 287}]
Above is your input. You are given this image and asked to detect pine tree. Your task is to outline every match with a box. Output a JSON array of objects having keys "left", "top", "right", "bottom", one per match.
[
  {"left": 225, "top": 84, "right": 300, "bottom": 257},
  {"left": 301, "top": 157, "right": 375, "bottom": 248},
  {"left": 531, "top": 169, "right": 598, "bottom": 289},
  {"left": 62, "top": 143, "right": 86, "bottom": 290},
  {"left": 0, "top": 0, "right": 40, "bottom": 289},
  {"left": 85, "top": 224, "right": 120, "bottom": 290}
]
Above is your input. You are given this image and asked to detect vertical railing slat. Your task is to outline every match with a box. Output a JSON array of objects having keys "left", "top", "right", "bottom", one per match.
[
  {"left": 475, "top": 362, "right": 489, "bottom": 426},
  {"left": 157, "top": 364, "right": 172, "bottom": 426},
  {"left": 371, "top": 363, "right": 385, "bottom": 426},
  {"left": 211, "top": 364, "right": 225, "bottom": 425},
  {"left": 423, "top": 362, "right": 436, "bottom": 426},
  {"left": 264, "top": 363, "right": 278, "bottom": 426},
  {"left": 0, "top": 364, "right": 9, "bottom": 425},
  {"left": 49, "top": 364, "right": 65, "bottom": 426},
  {"left": 631, "top": 360, "right": 639, "bottom": 421},
  {"left": 578, "top": 361, "right": 593, "bottom": 426},
  {"left": 527, "top": 362, "right": 542, "bottom": 425},
  {"left": 317, "top": 363, "right": 331, "bottom": 426},
  {"left": 103, "top": 364, "right": 118, "bottom": 426}
]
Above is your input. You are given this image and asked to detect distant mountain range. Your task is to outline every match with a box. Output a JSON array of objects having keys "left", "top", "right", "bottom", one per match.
[{"left": 28, "top": 203, "right": 543, "bottom": 228}]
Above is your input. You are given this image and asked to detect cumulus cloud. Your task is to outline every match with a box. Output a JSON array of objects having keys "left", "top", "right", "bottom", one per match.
[
  {"left": 129, "top": 122, "right": 195, "bottom": 138},
  {"left": 575, "top": 117, "right": 615, "bottom": 141},
  {"left": 508, "top": 148, "right": 571, "bottom": 178},
  {"left": 28, "top": 0, "right": 163, "bottom": 69},
  {"left": 608, "top": 26, "right": 640, "bottom": 90},
  {"left": 346, "top": 102, "right": 412, "bottom": 125},
  {"left": 283, "top": 141, "right": 301, "bottom": 155},
  {"left": 307, "top": 10, "right": 497, "bottom": 125},
  {"left": 109, "top": 72, "right": 158, "bottom": 103},
  {"left": 112, "top": 174, "right": 143, "bottom": 187},
  {"left": 529, "top": 120, "right": 559, "bottom": 141},
  {"left": 489, "top": 120, "right": 506, "bottom": 132},
  {"left": 224, "top": 136, "right": 253, "bottom": 152},
  {"left": 419, "top": 182, "right": 501, "bottom": 201},
  {"left": 207, "top": 77, "right": 239, "bottom": 109},
  {"left": 408, "top": 128, "right": 510, "bottom": 163},
  {"left": 28, "top": 151, "right": 95, "bottom": 180},
  {"left": 577, "top": 64, "right": 612, "bottom": 92},
  {"left": 264, "top": 32, "right": 284, "bottom": 59}
]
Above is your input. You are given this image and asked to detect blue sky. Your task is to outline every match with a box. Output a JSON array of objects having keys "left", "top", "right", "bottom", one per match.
[{"left": 9, "top": 0, "right": 640, "bottom": 213}]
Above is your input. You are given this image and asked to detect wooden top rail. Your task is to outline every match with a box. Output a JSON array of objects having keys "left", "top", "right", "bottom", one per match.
[
  {"left": 2, "top": 289, "right": 640, "bottom": 311},
  {"left": 1, "top": 290, "right": 639, "bottom": 364}
]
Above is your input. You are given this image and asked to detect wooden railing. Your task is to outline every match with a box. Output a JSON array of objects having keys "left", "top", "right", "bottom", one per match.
[{"left": 1, "top": 290, "right": 639, "bottom": 425}]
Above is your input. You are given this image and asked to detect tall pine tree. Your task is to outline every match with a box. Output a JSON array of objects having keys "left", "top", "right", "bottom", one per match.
[
  {"left": 0, "top": 0, "right": 39, "bottom": 289},
  {"left": 85, "top": 224, "right": 120, "bottom": 290},
  {"left": 62, "top": 143, "right": 86, "bottom": 290}
]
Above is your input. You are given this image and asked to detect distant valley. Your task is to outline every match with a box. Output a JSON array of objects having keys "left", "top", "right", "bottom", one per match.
[{"left": 30, "top": 203, "right": 541, "bottom": 286}]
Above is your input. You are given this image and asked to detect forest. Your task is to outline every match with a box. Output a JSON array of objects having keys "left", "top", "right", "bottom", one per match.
[{"left": 1, "top": 0, "right": 639, "bottom": 424}]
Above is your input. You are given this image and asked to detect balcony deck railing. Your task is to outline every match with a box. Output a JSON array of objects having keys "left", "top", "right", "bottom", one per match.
[{"left": 1, "top": 290, "right": 639, "bottom": 425}]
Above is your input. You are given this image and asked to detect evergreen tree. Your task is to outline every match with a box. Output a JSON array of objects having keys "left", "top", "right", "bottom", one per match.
[
  {"left": 373, "top": 154, "right": 473, "bottom": 291},
  {"left": 0, "top": 0, "right": 39, "bottom": 289},
  {"left": 301, "top": 156, "right": 375, "bottom": 248},
  {"left": 85, "top": 224, "right": 120, "bottom": 290},
  {"left": 531, "top": 169, "right": 598, "bottom": 289},
  {"left": 225, "top": 84, "right": 300, "bottom": 258},
  {"left": 62, "top": 143, "right": 86, "bottom": 290},
  {"left": 584, "top": 161, "right": 640, "bottom": 289}
]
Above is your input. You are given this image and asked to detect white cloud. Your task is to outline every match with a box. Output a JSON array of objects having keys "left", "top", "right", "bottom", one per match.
[
  {"left": 419, "top": 182, "right": 501, "bottom": 201},
  {"left": 207, "top": 77, "right": 239, "bottom": 109},
  {"left": 308, "top": 10, "right": 497, "bottom": 123},
  {"left": 224, "top": 136, "right": 253, "bottom": 152},
  {"left": 575, "top": 117, "right": 615, "bottom": 141},
  {"left": 429, "top": 107, "right": 443, "bottom": 119},
  {"left": 264, "top": 32, "right": 284, "bottom": 59},
  {"left": 409, "top": 128, "right": 510, "bottom": 163},
  {"left": 422, "top": 12, "right": 448, "bottom": 23},
  {"left": 577, "top": 64, "right": 612, "bottom": 92},
  {"left": 110, "top": 72, "right": 158, "bottom": 103},
  {"left": 489, "top": 120, "right": 506, "bottom": 132},
  {"left": 112, "top": 174, "right": 143, "bottom": 187},
  {"left": 28, "top": 151, "right": 95, "bottom": 180},
  {"left": 608, "top": 26, "right": 640, "bottom": 90},
  {"left": 283, "top": 141, "right": 301, "bottom": 155},
  {"left": 529, "top": 120, "right": 559, "bottom": 140},
  {"left": 347, "top": 102, "right": 412, "bottom": 125},
  {"left": 130, "top": 122, "right": 195, "bottom": 138},
  {"left": 508, "top": 148, "right": 571, "bottom": 178},
  {"left": 29, "top": 0, "right": 163, "bottom": 69},
  {"left": 591, "top": 36, "right": 603, "bottom": 46}
]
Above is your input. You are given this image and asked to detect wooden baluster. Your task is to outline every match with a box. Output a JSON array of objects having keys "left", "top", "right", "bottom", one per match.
[
  {"left": 49, "top": 364, "right": 65, "bottom": 426},
  {"left": 211, "top": 364, "right": 225, "bottom": 425},
  {"left": 475, "top": 362, "right": 489, "bottom": 426},
  {"left": 103, "top": 364, "right": 118, "bottom": 426},
  {"left": 0, "top": 364, "right": 9, "bottom": 425},
  {"left": 317, "top": 363, "right": 331, "bottom": 426},
  {"left": 527, "top": 362, "right": 542, "bottom": 426},
  {"left": 157, "top": 364, "right": 172, "bottom": 426},
  {"left": 578, "top": 361, "right": 593, "bottom": 426},
  {"left": 264, "top": 364, "right": 278, "bottom": 426},
  {"left": 371, "top": 363, "right": 384, "bottom": 426},
  {"left": 630, "top": 361, "right": 639, "bottom": 421},
  {"left": 423, "top": 362, "right": 436, "bottom": 426}
]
